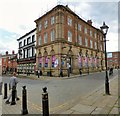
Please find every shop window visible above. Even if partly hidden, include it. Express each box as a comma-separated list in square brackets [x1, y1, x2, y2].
[52, 55, 55, 67]
[39, 57, 42, 67]
[44, 56, 48, 67]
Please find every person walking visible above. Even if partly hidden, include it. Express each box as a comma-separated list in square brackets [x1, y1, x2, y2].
[67, 63, 70, 77]
[5, 72, 19, 104]
[38, 70, 40, 78]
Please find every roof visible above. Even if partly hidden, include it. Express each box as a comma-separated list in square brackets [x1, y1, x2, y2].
[34, 5, 102, 33]
[17, 28, 36, 41]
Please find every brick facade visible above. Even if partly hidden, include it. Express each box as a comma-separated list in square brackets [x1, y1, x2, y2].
[107, 51, 120, 69]
[35, 5, 105, 76]
[2, 51, 17, 74]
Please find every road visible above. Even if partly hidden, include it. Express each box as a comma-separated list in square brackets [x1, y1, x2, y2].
[2, 69, 118, 113]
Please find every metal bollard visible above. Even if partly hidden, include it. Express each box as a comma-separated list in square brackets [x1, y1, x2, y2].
[4, 83, 7, 99]
[42, 87, 49, 116]
[21, 86, 28, 115]
[0, 82, 3, 95]
[11, 86, 16, 105]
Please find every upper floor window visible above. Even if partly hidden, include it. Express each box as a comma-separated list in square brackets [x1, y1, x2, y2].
[44, 19, 48, 29]
[51, 16, 55, 25]
[38, 36, 42, 45]
[39, 22, 42, 31]
[68, 30, 72, 42]
[27, 37, 31, 44]
[94, 32, 97, 38]
[51, 29, 55, 41]
[32, 35, 35, 42]
[84, 27, 87, 34]
[95, 42, 97, 49]
[24, 40, 26, 46]
[78, 35, 82, 45]
[44, 32, 48, 44]
[90, 29, 92, 37]
[85, 37, 88, 47]
[68, 17, 72, 26]
[100, 35, 103, 40]
[78, 23, 82, 31]
[90, 40, 93, 48]
[19, 42, 22, 48]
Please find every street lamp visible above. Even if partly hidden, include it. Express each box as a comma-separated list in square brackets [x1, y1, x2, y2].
[100, 22, 110, 95]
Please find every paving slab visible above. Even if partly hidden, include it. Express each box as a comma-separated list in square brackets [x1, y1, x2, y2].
[109, 107, 119, 114]
[91, 107, 103, 114]
[71, 104, 96, 114]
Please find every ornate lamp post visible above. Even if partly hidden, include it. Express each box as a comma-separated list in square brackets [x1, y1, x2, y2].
[100, 22, 110, 95]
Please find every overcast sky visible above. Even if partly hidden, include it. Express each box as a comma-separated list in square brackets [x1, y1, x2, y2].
[0, 0, 119, 54]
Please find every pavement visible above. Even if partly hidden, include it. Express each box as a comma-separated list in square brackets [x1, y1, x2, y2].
[0, 72, 120, 115]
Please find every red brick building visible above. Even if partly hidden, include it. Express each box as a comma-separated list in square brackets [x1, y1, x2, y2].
[2, 51, 17, 74]
[35, 5, 105, 76]
[107, 51, 120, 69]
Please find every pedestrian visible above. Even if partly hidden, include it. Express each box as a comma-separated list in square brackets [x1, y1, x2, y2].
[5, 72, 19, 104]
[67, 63, 70, 77]
[59, 68, 63, 77]
[38, 70, 40, 78]
[79, 68, 82, 75]
[0, 76, 2, 95]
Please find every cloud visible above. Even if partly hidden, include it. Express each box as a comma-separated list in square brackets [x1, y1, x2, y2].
[0, 0, 118, 54]
[0, 29, 19, 54]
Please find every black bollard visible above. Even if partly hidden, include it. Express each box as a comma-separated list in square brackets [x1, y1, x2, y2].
[4, 83, 7, 99]
[0, 82, 3, 95]
[42, 87, 49, 116]
[21, 86, 28, 115]
[11, 86, 16, 105]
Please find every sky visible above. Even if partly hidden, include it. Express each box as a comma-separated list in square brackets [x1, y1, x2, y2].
[0, 0, 119, 55]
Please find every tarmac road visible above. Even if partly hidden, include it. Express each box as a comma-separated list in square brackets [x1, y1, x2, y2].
[2, 69, 118, 113]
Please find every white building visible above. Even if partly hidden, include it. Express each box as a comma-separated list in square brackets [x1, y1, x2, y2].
[17, 28, 36, 74]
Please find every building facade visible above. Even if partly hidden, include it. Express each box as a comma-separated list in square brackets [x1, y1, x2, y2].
[35, 5, 105, 76]
[2, 51, 17, 74]
[17, 28, 36, 74]
[107, 51, 120, 69]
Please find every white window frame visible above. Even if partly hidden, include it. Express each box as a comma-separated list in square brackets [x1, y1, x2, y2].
[19, 41, 22, 48]
[38, 36, 42, 45]
[78, 23, 81, 31]
[51, 16, 55, 25]
[68, 30, 72, 42]
[44, 19, 48, 29]
[68, 17, 72, 26]
[90, 40, 93, 48]
[84, 27, 87, 34]
[85, 37, 88, 47]
[90, 29, 92, 37]
[44, 32, 48, 44]
[95, 42, 97, 49]
[27, 37, 31, 44]
[51, 29, 55, 41]
[78, 35, 82, 45]
[39, 22, 42, 31]
[94, 32, 97, 38]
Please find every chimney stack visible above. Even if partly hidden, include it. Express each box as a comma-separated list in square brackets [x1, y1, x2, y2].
[87, 20, 92, 25]
[12, 50, 15, 54]
[6, 51, 8, 55]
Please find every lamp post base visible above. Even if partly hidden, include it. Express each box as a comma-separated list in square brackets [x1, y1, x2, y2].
[105, 82, 110, 95]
